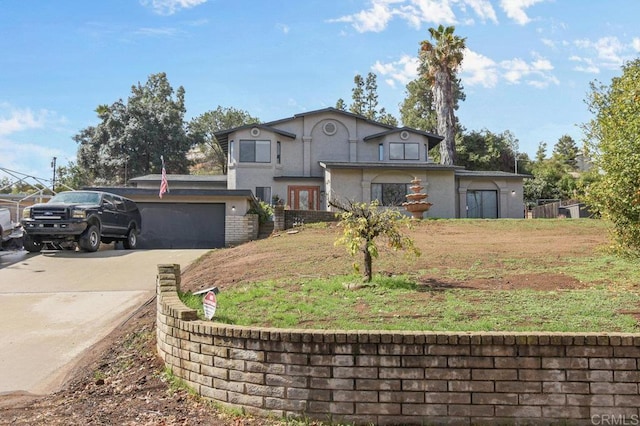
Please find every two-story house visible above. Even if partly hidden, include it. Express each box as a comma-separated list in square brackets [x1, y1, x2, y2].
[109, 107, 526, 249]
[215, 107, 526, 219]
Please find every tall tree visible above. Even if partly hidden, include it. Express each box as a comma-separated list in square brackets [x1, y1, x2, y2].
[335, 98, 347, 111]
[535, 141, 548, 163]
[364, 72, 379, 120]
[456, 129, 518, 172]
[419, 25, 466, 165]
[189, 106, 259, 174]
[55, 161, 91, 191]
[340, 72, 398, 126]
[583, 58, 640, 255]
[553, 134, 579, 170]
[400, 78, 438, 133]
[349, 74, 365, 116]
[523, 156, 574, 205]
[400, 74, 465, 134]
[75, 73, 195, 184]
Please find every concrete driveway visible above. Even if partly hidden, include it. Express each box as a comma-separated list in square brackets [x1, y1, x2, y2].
[0, 247, 208, 396]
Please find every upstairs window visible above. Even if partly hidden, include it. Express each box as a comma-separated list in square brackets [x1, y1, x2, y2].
[240, 140, 271, 163]
[389, 142, 419, 160]
[277, 141, 281, 164]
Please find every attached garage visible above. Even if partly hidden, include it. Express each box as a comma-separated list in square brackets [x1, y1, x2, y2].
[91, 181, 257, 249]
[135, 202, 225, 249]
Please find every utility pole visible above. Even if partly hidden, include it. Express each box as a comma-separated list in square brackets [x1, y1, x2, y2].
[51, 156, 57, 193]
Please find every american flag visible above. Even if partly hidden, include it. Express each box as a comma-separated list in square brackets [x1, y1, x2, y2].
[159, 158, 169, 198]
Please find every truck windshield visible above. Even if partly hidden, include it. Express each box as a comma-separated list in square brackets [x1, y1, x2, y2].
[49, 192, 102, 205]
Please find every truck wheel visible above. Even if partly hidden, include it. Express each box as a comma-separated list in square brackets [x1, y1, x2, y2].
[24, 234, 43, 253]
[79, 225, 100, 252]
[123, 228, 138, 250]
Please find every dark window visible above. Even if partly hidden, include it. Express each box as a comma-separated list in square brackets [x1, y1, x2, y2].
[371, 183, 410, 206]
[277, 141, 281, 164]
[124, 200, 137, 212]
[114, 196, 126, 212]
[239, 140, 270, 163]
[389, 142, 419, 160]
[102, 194, 116, 210]
[256, 187, 272, 204]
[466, 190, 498, 218]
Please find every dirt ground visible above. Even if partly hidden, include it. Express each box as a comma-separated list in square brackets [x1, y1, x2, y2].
[0, 220, 610, 425]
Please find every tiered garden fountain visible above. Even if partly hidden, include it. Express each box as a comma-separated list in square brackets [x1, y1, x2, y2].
[402, 177, 432, 219]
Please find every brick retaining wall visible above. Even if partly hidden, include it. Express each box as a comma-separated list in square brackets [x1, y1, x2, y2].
[157, 264, 640, 425]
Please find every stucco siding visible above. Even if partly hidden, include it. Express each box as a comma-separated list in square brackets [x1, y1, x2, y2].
[458, 177, 525, 219]
[280, 137, 304, 176]
[310, 118, 351, 176]
[326, 167, 457, 219]
[326, 168, 364, 205]
[419, 170, 457, 218]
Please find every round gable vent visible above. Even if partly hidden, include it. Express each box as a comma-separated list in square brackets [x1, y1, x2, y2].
[250, 127, 261, 137]
[323, 121, 337, 136]
[400, 130, 410, 140]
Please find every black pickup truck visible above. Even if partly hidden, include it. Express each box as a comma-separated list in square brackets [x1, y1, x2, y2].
[21, 190, 142, 253]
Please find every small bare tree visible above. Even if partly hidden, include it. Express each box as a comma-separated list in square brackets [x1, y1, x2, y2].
[330, 199, 421, 282]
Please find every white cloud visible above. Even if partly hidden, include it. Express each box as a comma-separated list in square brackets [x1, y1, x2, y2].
[330, 0, 398, 33]
[499, 53, 558, 87]
[140, 0, 208, 16]
[372, 48, 556, 90]
[460, 49, 499, 88]
[592, 36, 625, 64]
[499, 0, 545, 25]
[396, 0, 458, 28]
[0, 105, 72, 179]
[371, 55, 420, 87]
[460, 0, 498, 23]
[0, 106, 49, 136]
[501, 58, 530, 84]
[0, 139, 67, 180]
[541, 38, 555, 49]
[329, 0, 498, 33]
[573, 36, 633, 72]
[134, 27, 180, 37]
[276, 23, 290, 34]
[569, 56, 600, 74]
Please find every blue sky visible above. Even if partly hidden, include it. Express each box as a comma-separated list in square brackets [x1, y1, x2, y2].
[1, 0, 639, 182]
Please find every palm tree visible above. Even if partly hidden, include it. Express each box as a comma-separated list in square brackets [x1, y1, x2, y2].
[419, 25, 466, 165]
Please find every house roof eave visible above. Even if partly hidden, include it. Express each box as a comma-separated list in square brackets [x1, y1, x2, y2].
[264, 107, 397, 130]
[214, 124, 296, 154]
[319, 161, 462, 171]
[363, 127, 444, 150]
[454, 170, 532, 179]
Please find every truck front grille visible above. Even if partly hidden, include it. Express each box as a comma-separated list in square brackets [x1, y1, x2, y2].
[31, 207, 68, 220]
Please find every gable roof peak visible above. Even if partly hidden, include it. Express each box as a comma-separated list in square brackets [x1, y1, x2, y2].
[265, 107, 396, 129]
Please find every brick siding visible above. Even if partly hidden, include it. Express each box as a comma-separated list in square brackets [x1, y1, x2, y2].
[157, 264, 640, 425]
[225, 214, 258, 246]
[283, 210, 338, 229]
